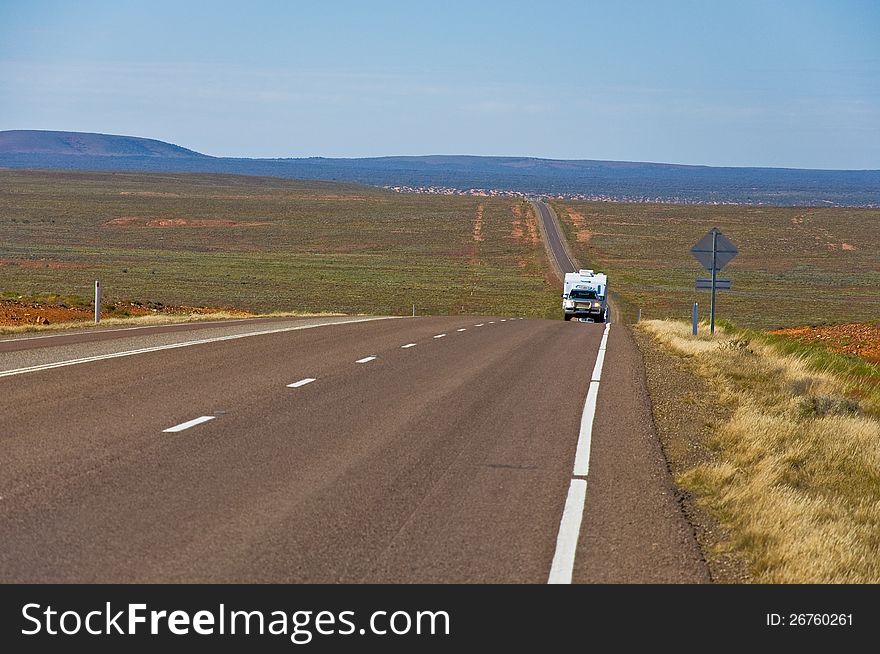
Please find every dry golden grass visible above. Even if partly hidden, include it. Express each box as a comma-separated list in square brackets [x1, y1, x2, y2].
[640, 318, 880, 582]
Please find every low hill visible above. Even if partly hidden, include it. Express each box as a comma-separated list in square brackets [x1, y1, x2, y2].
[1, 130, 878, 206]
[0, 130, 208, 158]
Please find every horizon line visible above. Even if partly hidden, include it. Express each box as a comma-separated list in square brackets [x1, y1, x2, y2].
[2, 128, 879, 173]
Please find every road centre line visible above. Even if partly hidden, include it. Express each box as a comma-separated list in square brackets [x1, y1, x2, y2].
[355, 356, 377, 363]
[401, 343, 417, 349]
[433, 334, 447, 338]
[162, 415, 215, 433]
[549, 323, 611, 584]
[0, 317, 394, 379]
[287, 378, 316, 388]
[457, 328, 467, 332]
[474, 324, 484, 327]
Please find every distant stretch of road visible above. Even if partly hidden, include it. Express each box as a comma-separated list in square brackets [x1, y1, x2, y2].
[0, 314, 706, 583]
[532, 200, 577, 276]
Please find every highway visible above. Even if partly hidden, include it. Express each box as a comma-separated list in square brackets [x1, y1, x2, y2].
[0, 200, 706, 584]
[532, 200, 578, 275]
[0, 310, 705, 583]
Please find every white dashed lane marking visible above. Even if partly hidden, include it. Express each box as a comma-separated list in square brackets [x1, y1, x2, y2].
[287, 378, 316, 388]
[162, 416, 216, 433]
[355, 356, 377, 364]
[0, 317, 394, 379]
[401, 343, 417, 349]
[434, 334, 447, 339]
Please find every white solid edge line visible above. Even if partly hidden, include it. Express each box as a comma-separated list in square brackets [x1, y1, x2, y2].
[287, 378, 316, 388]
[0, 316, 258, 344]
[573, 381, 601, 476]
[549, 324, 611, 584]
[401, 343, 417, 349]
[0, 317, 394, 379]
[355, 356, 377, 363]
[433, 333, 446, 338]
[591, 349, 606, 382]
[163, 415, 215, 433]
[548, 479, 588, 584]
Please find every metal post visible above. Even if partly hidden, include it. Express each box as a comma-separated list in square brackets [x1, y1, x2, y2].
[412, 304, 415, 317]
[710, 230, 718, 335]
[692, 302, 699, 336]
[94, 280, 101, 324]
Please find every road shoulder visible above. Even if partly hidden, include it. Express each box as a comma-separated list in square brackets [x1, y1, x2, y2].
[633, 327, 751, 583]
[574, 324, 710, 583]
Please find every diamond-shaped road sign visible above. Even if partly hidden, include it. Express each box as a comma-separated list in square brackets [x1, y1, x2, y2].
[691, 228, 738, 271]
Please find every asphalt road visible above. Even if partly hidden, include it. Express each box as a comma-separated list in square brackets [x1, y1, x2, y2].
[0, 315, 706, 583]
[532, 200, 578, 275]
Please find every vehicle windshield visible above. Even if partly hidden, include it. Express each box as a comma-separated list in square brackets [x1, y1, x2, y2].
[569, 289, 597, 300]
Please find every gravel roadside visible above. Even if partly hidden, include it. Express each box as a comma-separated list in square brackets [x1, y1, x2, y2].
[633, 327, 751, 583]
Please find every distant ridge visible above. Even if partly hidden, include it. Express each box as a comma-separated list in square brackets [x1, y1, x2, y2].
[0, 130, 209, 158]
[1, 130, 878, 207]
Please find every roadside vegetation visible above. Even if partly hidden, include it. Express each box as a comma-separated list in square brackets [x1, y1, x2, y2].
[639, 318, 880, 583]
[0, 170, 559, 322]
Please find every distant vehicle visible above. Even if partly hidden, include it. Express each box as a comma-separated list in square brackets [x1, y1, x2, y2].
[562, 269, 608, 322]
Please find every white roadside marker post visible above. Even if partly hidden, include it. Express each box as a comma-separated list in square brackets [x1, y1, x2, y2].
[692, 302, 699, 336]
[94, 280, 101, 324]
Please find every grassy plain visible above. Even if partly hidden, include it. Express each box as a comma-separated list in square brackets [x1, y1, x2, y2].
[0, 170, 559, 318]
[551, 201, 880, 329]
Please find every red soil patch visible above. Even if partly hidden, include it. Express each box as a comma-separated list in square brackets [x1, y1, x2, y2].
[771, 322, 880, 364]
[105, 217, 271, 227]
[0, 298, 250, 327]
[522, 204, 539, 244]
[565, 207, 593, 243]
[472, 204, 484, 242]
[510, 204, 523, 239]
[511, 203, 539, 244]
[469, 204, 484, 265]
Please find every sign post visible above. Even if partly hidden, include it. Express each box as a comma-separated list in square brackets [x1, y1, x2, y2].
[691, 228, 737, 335]
[94, 280, 101, 324]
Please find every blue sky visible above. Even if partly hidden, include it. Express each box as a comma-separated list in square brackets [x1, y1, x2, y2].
[1, 0, 878, 168]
